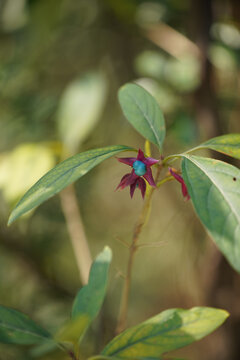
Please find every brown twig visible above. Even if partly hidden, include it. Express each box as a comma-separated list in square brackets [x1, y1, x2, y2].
[68, 350, 78, 360]
[144, 22, 201, 60]
[59, 184, 92, 285]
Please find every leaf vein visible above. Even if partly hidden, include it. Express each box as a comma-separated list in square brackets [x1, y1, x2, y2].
[128, 94, 161, 148]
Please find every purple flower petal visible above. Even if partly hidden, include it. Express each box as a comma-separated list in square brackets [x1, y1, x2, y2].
[137, 149, 145, 162]
[181, 183, 190, 201]
[144, 157, 159, 167]
[169, 168, 190, 201]
[130, 181, 137, 198]
[116, 148, 159, 198]
[116, 173, 132, 190]
[117, 157, 137, 166]
[125, 169, 138, 186]
[137, 177, 146, 198]
[136, 148, 158, 167]
[143, 167, 156, 187]
[169, 168, 183, 183]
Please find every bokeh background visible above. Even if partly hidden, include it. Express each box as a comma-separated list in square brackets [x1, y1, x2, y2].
[0, 0, 240, 359]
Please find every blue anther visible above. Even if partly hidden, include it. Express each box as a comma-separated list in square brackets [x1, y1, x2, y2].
[133, 160, 146, 176]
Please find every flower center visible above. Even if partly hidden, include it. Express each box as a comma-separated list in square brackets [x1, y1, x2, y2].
[133, 160, 146, 176]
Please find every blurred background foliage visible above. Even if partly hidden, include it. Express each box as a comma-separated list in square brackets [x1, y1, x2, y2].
[0, 0, 240, 359]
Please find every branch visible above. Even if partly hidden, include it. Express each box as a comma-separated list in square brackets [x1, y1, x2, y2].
[59, 184, 92, 285]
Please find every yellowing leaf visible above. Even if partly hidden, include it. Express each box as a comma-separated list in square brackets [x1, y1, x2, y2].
[55, 314, 89, 344]
[101, 307, 228, 358]
[194, 133, 240, 160]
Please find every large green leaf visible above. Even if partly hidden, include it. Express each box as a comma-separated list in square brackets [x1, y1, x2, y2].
[182, 155, 240, 272]
[118, 83, 165, 151]
[56, 247, 112, 344]
[101, 307, 228, 358]
[190, 134, 240, 160]
[0, 305, 52, 345]
[8, 145, 132, 224]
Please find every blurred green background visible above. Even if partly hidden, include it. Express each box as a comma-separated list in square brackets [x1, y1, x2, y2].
[0, 0, 240, 359]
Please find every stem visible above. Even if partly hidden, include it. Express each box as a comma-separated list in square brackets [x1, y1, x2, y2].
[162, 154, 181, 165]
[59, 184, 92, 285]
[157, 176, 174, 187]
[116, 165, 162, 334]
[137, 240, 166, 249]
[56, 343, 77, 360]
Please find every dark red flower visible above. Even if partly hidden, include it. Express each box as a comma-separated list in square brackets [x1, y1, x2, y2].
[116, 149, 159, 198]
[169, 168, 190, 201]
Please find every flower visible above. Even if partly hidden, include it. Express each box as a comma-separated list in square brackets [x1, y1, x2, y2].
[116, 149, 159, 198]
[169, 168, 190, 201]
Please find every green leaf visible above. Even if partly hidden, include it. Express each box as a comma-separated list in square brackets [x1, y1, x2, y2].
[30, 341, 59, 357]
[57, 72, 108, 154]
[191, 134, 240, 160]
[55, 314, 89, 344]
[8, 145, 132, 225]
[72, 246, 112, 319]
[0, 305, 52, 345]
[182, 155, 240, 272]
[56, 247, 112, 344]
[118, 83, 165, 151]
[101, 307, 228, 358]
[89, 357, 121, 360]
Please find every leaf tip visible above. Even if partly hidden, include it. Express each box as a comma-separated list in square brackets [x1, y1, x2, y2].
[97, 246, 112, 264]
[7, 213, 14, 226]
[221, 309, 230, 320]
[103, 246, 112, 259]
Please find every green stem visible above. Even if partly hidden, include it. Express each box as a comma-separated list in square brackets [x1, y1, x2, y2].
[162, 154, 181, 165]
[182, 145, 205, 154]
[163, 146, 206, 165]
[116, 165, 162, 334]
[157, 176, 174, 187]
